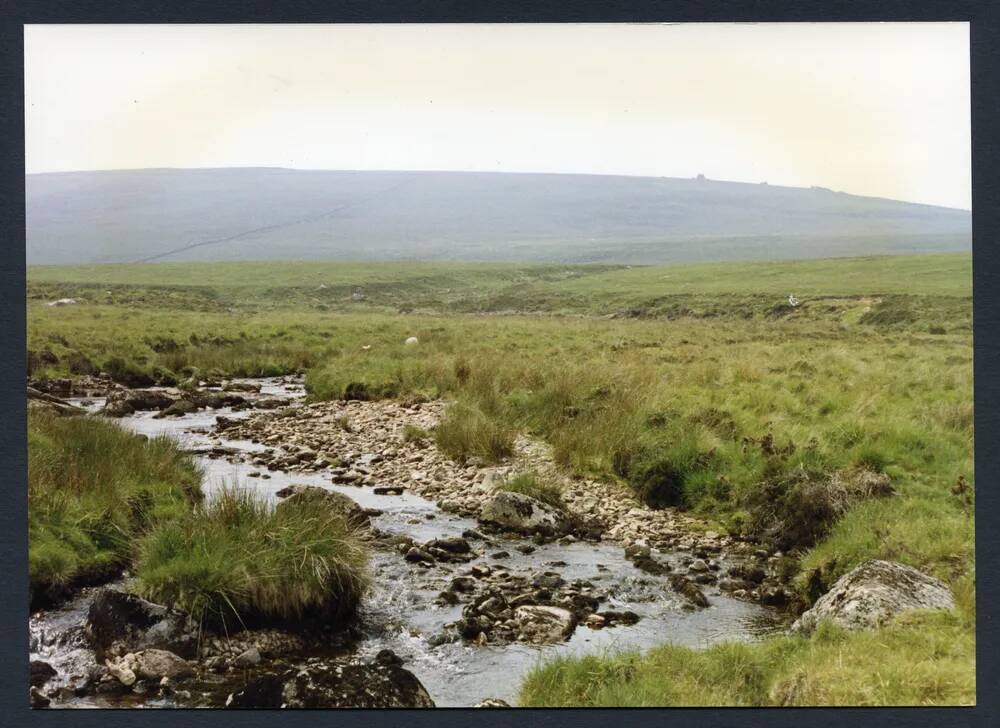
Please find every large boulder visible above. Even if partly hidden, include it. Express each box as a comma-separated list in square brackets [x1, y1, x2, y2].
[792, 560, 955, 634]
[274, 484, 370, 529]
[225, 662, 435, 708]
[513, 605, 576, 644]
[85, 589, 197, 660]
[479, 491, 571, 537]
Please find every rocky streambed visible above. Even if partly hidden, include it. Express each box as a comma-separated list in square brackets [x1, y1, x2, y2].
[29, 377, 794, 708]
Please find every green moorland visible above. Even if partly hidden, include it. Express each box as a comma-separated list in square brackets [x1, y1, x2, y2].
[27, 252, 974, 704]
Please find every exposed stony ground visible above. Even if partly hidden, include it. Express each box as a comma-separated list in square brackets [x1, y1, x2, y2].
[215, 396, 798, 613]
[219, 398, 744, 554]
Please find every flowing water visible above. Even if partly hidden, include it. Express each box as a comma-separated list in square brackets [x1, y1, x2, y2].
[30, 378, 790, 707]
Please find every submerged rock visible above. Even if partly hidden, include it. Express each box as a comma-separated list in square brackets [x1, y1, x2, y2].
[670, 575, 710, 608]
[479, 491, 571, 537]
[225, 661, 435, 708]
[792, 560, 955, 634]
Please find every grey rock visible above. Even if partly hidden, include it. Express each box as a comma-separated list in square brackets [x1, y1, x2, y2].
[792, 560, 955, 634]
[225, 662, 435, 708]
[479, 491, 570, 537]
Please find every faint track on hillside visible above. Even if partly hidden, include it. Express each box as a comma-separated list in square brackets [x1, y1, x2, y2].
[132, 178, 416, 263]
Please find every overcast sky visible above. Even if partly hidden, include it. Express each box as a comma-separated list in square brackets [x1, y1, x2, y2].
[24, 23, 970, 209]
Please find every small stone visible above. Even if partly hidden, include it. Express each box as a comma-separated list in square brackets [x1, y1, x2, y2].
[689, 559, 710, 573]
[624, 542, 651, 559]
[375, 649, 404, 667]
[450, 576, 477, 593]
[233, 647, 262, 668]
[475, 698, 511, 707]
[405, 547, 434, 564]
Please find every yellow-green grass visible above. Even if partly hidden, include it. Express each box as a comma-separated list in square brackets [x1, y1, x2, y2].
[499, 471, 565, 509]
[518, 609, 974, 707]
[133, 486, 370, 629]
[28, 411, 201, 606]
[28, 291, 973, 592]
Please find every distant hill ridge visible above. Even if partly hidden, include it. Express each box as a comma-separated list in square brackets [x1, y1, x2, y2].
[26, 168, 971, 265]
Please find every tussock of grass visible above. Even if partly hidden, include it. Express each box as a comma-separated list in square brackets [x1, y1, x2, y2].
[519, 610, 974, 707]
[434, 402, 515, 464]
[134, 486, 369, 629]
[28, 412, 201, 605]
[500, 471, 564, 509]
[401, 424, 431, 443]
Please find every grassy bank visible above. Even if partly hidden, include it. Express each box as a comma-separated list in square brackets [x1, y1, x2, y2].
[134, 487, 369, 628]
[28, 412, 201, 605]
[519, 609, 974, 706]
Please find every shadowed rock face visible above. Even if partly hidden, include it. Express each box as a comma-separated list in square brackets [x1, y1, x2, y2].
[225, 661, 436, 708]
[792, 560, 955, 634]
[85, 589, 198, 660]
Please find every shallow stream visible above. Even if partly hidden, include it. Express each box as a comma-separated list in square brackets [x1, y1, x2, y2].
[30, 378, 790, 707]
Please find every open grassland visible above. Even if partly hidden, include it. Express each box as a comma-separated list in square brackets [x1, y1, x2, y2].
[27, 254, 974, 702]
[28, 252, 970, 313]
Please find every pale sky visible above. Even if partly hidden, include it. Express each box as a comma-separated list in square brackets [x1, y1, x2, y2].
[24, 23, 971, 209]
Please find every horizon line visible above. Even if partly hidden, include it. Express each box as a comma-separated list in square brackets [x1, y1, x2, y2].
[24, 165, 973, 213]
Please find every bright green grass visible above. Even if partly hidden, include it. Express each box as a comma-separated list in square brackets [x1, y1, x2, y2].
[134, 486, 369, 628]
[519, 610, 974, 707]
[28, 411, 201, 605]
